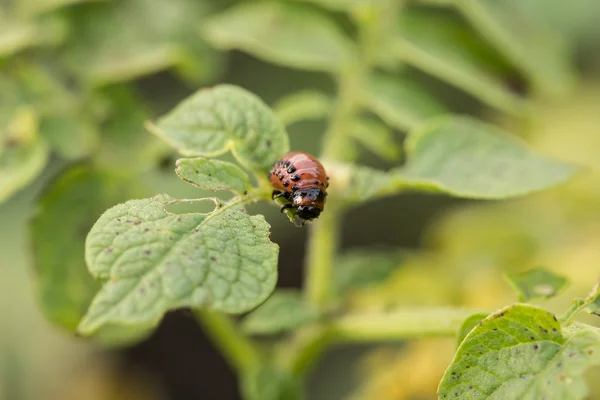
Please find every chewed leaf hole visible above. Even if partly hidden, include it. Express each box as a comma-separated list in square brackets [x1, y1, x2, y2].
[163, 198, 223, 215]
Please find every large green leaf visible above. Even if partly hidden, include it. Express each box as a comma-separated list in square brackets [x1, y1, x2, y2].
[78, 194, 279, 335]
[363, 73, 447, 131]
[455, 0, 575, 96]
[0, 108, 48, 204]
[175, 157, 251, 195]
[393, 9, 527, 116]
[30, 166, 142, 333]
[397, 117, 579, 199]
[147, 84, 289, 174]
[273, 90, 332, 126]
[334, 248, 406, 296]
[202, 2, 355, 72]
[241, 289, 320, 335]
[61, 0, 220, 86]
[438, 304, 600, 400]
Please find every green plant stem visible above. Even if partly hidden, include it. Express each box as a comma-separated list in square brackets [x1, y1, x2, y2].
[559, 281, 600, 325]
[280, 307, 485, 376]
[195, 310, 261, 373]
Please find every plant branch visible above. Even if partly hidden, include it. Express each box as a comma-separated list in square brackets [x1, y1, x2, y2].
[194, 310, 261, 374]
[559, 281, 600, 325]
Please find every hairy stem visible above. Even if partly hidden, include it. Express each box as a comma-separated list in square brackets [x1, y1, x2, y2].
[195, 310, 261, 373]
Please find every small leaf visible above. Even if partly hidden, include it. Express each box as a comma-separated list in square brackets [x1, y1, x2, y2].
[505, 267, 569, 302]
[175, 157, 251, 195]
[0, 107, 49, 204]
[363, 73, 447, 131]
[40, 114, 99, 160]
[438, 304, 600, 400]
[147, 84, 289, 174]
[456, 312, 488, 347]
[241, 364, 303, 400]
[350, 118, 402, 162]
[393, 9, 527, 116]
[397, 116, 579, 199]
[78, 195, 278, 335]
[273, 90, 332, 126]
[334, 248, 405, 296]
[202, 2, 355, 72]
[585, 284, 600, 318]
[241, 289, 320, 335]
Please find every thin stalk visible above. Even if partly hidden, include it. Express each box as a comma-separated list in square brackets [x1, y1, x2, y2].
[195, 310, 261, 373]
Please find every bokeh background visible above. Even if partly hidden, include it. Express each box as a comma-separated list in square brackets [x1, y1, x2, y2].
[2, 0, 600, 399]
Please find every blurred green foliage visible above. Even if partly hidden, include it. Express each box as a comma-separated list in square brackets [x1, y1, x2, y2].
[2, 0, 600, 399]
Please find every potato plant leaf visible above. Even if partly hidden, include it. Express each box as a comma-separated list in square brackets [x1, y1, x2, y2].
[393, 9, 527, 116]
[363, 73, 447, 131]
[585, 284, 600, 317]
[0, 108, 48, 204]
[201, 2, 355, 72]
[456, 312, 489, 347]
[438, 304, 600, 400]
[147, 84, 289, 174]
[398, 116, 579, 199]
[175, 157, 251, 195]
[78, 194, 278, 335]
[241, 289, 319, 335]
[273, 90, 332, 126]
[505, 268, 569, 302]
[334, 248, 406, 296]
[350, 117, 402, 162]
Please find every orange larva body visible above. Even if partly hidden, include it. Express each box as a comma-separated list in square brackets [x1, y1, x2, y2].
[269, 152, 329, 221]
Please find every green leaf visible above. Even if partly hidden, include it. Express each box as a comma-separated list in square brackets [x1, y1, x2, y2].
[350, 117, 401, 162]
[241, 290, 320, 335]
[585, 284, 600, 318]
[393, 10, 528, 116]
[93, 86, 169, 173]
[78, 194, 278, 335]
[175, 157, 251, 195]
[363, 73, 447, 132]
[241, 364, 303, 400]
[273, 90, 332, 126]
[334, 248, 405, 296]
[455, 0, 575, 96]
[61, 0, 220, 87]
[0, 108, 49, 204]
[505, 268, 569, 302]
[40, 114, 99, 160]
[397, 116, 579, 199]
[438, 304, 600, 400]
[456, 312, 488, 347]
[201, 2, 355, 73]
[147, 84, 289, 174]
[298, 0, 377, 12]
[29, 166, 150, 340]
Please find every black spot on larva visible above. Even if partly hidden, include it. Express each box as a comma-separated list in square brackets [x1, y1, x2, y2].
[278, 174, 284, 180]
[283, 180, 290, 187]
[105, 248, 113, 254]
[266, 140, 271, 147]
[534, 344, 539, 350]
[278, 160, 284, 166]
[292, 184, 298, 191]
[291, 174, 300, 181]
[210, 256, 217, 261]
[285, 161, 291, 167]
[288, 165, 296, 173]
[143, 250, 152, 255]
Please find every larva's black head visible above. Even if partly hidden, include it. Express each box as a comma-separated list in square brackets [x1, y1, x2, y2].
[296, 205, 321, 220]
